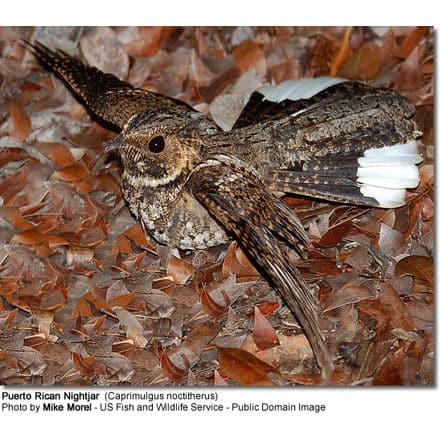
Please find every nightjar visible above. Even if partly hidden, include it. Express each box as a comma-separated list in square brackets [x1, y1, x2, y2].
[24, 40, 422, 376]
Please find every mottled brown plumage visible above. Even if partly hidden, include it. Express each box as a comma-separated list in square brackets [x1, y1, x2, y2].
[24, 40, 422, 376]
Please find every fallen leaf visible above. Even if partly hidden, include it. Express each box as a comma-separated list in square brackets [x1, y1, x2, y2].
[144, 291, 175, 318]
[286, 373, 322, 386]
[307, 34, 337, 76]
[396, 26, 428, 59]
[201, 287, 229, 317]
[37, 142, 77, 167]
[0, 206, 35, 230]
[112, 223, 156, 255]
[126, 327, 149, 348]
[217, 346, 276, 386]
[269, 59, 302, 83]
[395, 256, 433, 293]
[80, 26, 129, 80]
[322, 280, 376, 312]
[53, 163, 89, 182]
[232, 40, 266, 75]
[214, 369, 228, 386]
[316, 220, 353, 248]
[252, 306, 280, 350]
[339, 42, 381, 80]
[378, 283, 416, 331]
[308, 256, 342, 277]
[241, 332, 313, 374]
[113, 307, 144, 332]
[357, 299, 390, 339]
[255, 301, 279, 316]
[9, 101, 32, 142]
[167, 255, 197, 285]
[181, 321, 221, 364]
[124, 27, 164, 57]
[72, 352, 95, 376]
[395, 47, 422, 91]
[372, 345, 406, 385]
[405, 303, 434, 330]
[160, 351, 189, 381]
[223, 241, 259, 278]
[378, 223, 403, 257]
[330, 27, 353, 76]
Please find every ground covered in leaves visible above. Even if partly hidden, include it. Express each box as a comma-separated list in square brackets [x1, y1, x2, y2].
[0, 26, 434, 386]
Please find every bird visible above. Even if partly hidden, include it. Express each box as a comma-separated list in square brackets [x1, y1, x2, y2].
[23, 40, 422, 377]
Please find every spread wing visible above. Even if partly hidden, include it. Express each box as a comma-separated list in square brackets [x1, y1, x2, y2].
[23, 40, 194, 130]
[233, 77, 349, 128]
[188, 160, 334, 375]
[226, 78, 423, 208]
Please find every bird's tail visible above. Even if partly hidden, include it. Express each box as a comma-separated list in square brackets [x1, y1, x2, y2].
[268, 140, 423, 208]
[235, 77, 424, 208]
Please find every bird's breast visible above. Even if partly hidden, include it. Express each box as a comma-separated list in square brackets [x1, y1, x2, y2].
[121, 171, 228, 250]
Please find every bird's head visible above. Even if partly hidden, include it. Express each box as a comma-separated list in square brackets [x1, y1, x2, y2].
[104, 108, 213, 188]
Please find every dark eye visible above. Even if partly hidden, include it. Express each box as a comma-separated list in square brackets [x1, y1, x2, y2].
[148, 136, 165, 153]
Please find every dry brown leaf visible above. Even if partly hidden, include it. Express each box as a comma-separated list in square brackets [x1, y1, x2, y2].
[53, 163, 89, 182]
[0, 206, 35, 230]
[72, 352, 95, 376]
[395, 256, 433, 293]
[200, 287, 229, 317]
[167, 255, 197, 285]
[252, 306, 280, 350]
[378, 223, 404, 257]
[9, 101, 32, 142]
[405, 303, 434, 331]
[112, 223, 156, 255]
[322, 280, 376, 312]
[396, 27, 429, 59]
[316, 220, 353, 248]
[241, 332, 313, 374]
[269, 59, 302, 83]
[223, 241, 259, 279]
[308, 255, 342, 277]
[214, 369, 228, 386]
[160, 351, 189, 381]
[124, 27, 164, 57]
[126, 327, 149, 348]
[232, 40, 266, 75]
[113, 307, 143, 332]
[106, 282, 135, 308]
[414, 196, 434, 222]
[395, 47, 422, 91]
[255, 301, 279, 316]
[357, 299, 391, 340]
[372, 344, 408, 385]
[37, 143, 77, 167]
[339, 42, 382, 80]
[80, 27, 129, 80]
[307, 34, 337, 76]
[217, 346, 276, 386]
[379, 283, 416, 331]
[181, 321, 221, 364]
[330, 27, 353, 76]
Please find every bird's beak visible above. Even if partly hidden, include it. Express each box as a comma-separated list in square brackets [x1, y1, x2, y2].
[103, 137, 121, 153]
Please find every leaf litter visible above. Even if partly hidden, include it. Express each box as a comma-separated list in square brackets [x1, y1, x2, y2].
[0, 26, 433, 386]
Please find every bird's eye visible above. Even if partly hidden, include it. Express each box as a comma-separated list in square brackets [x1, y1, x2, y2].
[147, 136, 166, 153]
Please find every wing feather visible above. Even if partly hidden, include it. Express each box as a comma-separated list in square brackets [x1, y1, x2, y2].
[188, 161, 334, 375]
[23, 40, 193, 130]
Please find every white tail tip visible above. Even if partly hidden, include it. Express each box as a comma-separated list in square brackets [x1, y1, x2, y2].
[358, 141, 423, 208]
